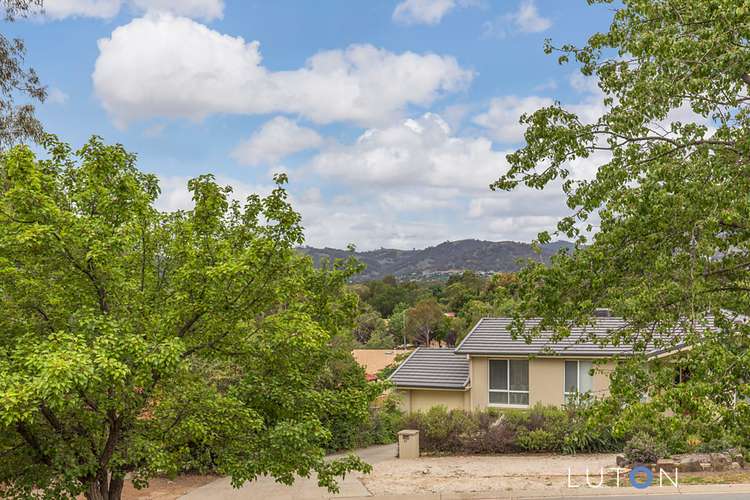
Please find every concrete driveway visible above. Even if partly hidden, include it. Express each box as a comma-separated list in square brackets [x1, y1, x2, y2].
[179, 444, 397, 500]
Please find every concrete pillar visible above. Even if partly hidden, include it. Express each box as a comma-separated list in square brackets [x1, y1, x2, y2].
[397, 429, 420, 459]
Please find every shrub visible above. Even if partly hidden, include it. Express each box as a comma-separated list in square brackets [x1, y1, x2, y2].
[400, 403, 618, 455]
[517, 429, 558, 452]
[624, 433, 667, 464]
[402, 405, 475, 453]
[463, 412, 517, 453]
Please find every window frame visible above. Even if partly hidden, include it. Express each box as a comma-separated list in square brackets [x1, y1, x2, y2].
[564, 360, 593, 402]
[487, 358, 529, 408]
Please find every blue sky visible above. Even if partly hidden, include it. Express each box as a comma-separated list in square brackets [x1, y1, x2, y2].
[9, 0, 613, 249]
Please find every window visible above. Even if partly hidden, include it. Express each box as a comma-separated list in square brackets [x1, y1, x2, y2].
[564, 360, 593, 402]
[489, 359, 529, 406]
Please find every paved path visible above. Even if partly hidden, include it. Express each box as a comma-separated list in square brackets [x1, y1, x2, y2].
[179, 444, 396, 500]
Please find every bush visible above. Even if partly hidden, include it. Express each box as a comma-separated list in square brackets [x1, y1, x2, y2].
[517, 429, 558, 452]
[402, 405, 476, 453]
[400, 403, 619, 455]
[624, 432, 667, 464]
[343, 393, 404, 449]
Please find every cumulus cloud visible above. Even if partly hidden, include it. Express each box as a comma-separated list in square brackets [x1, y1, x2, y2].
[514, 0, 551, 33]
[155, 175, 274, 212]
[472, 95, 554, 143]
[392, 0, 457, 25]
[231, 117, 323, 166]
[309, 113, 503, 190]
[482, 0, 551, 38]
[92, 14, 473, 128]
[43, 0, 223, 20]
[297, 112, 576, 247]
[44, 0, 120, 19]
[130, 0, 223, 20]
[155, 110, 577, 249]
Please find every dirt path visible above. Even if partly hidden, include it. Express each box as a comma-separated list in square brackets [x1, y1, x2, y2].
[121, 475, 217, 500]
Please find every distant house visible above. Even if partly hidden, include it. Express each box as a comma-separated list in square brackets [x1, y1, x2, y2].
[389, 310, 715, 413]
[352, 349, 411, 380]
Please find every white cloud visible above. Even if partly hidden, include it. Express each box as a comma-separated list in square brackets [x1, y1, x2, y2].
[47, 87, 69, 104]
[130, 0, 223, 20]
[231, 117, 323, 166]
[43, 0, 223, 20]
[392, 0, 457, 25]
[308, 113, 503, 190]
[482, 0, 551, 38]
[297, 112, 574, 247]
[155, 175, 274, 212]
[472, 95, 554, 143]
[514, 0, 551, 33]
[92, 14, 473, 128]
[155, 111, 576, 250]
[44, 0, 121, 19]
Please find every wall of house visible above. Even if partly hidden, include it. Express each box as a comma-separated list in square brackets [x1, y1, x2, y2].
[469, 356, 489, 409]
[396, 389, 469, 413]
[592, 360, 616, 398]
[529, 358, 565, 406]
[467, 356, 615, 410]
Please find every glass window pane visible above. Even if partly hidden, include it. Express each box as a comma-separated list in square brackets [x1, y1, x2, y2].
[509, 360, 529, 391]
[489, 360, 508, 390]
[509, 392, 529, 405]
[565, 361, 578, 393]
[489, 391, 509, 404]
[579, 361, 593, 393]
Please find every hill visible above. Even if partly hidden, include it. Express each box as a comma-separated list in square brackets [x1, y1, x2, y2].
[299, 239, 575, 281]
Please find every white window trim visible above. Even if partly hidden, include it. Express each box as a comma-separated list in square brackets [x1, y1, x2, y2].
[488, 359, 529, 408]
[564, 360, 592, 401]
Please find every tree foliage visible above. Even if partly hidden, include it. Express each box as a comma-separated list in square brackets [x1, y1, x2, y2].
[0, 0, 46, 148]
[0, 137, 373, 499]
[496, 0, 750, 440]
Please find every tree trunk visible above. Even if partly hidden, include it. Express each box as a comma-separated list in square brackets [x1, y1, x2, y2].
[85, 473, 124, 500]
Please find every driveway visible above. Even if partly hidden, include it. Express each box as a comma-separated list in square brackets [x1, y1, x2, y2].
[178, 447, 750, 500]
[179, 443, 397, 500]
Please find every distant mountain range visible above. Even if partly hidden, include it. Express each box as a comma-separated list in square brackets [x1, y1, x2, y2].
[299, 239, 575, 282]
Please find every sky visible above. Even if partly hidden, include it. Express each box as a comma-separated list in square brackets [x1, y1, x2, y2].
[7, 0, 615, 250]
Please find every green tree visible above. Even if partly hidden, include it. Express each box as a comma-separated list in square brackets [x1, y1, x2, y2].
[0, 0, 47, 148]
[0, 137, 371, 500]
[352, 304, 387, 345]
[404, 298, 445, 346]
[495, 0, 750, 440]
[386, 302, 409, 347]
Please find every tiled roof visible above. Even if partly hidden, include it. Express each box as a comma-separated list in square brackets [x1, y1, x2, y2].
[454, 316, 716, 357]
[388, 348, 469, 389]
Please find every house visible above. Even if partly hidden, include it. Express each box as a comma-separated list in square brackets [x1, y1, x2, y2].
[351, 348, 411, 380]
[389, 311, 714, 413]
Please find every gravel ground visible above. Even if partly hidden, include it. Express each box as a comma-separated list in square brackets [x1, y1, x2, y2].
[361, 453, 619, 495]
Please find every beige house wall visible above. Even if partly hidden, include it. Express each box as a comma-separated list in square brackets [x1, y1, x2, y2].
[529, 358, 565, 406]
[396, 357, 617, 414]
[465, 356, 615, 411]
[469, 357, 489, 410]
[395, 389, 412, 413]
[592, 360, 616, 398]
[396, 388, 469, 413]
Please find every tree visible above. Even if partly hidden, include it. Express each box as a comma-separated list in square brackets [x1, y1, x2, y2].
[404, 299, 445, 346]
[0, 0, 47, 148]
[351, 304, 387, 345]
[495, 0, 750, 440]
[0, 137, 372, 500]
